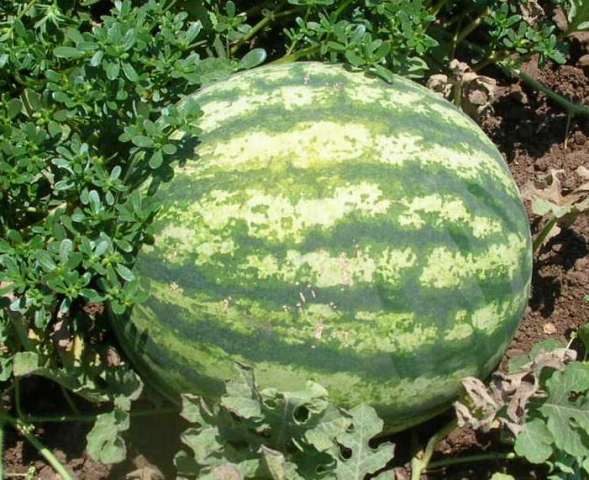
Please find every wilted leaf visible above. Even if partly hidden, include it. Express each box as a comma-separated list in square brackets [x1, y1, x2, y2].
[305, 406, 352, 453]
[456, 347, 577, 434]
[181, 426, 224, 464]
[455, 376, 501, 432]
[180, 394, 210, 424]
[523, 168, 589, 250]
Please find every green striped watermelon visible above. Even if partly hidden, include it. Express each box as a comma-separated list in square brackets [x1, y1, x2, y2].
[117, 62, 533, 431]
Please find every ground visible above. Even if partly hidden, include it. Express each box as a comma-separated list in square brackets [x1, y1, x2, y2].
[2, 44, 589, 480]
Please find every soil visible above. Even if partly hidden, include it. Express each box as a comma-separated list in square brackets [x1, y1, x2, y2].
[3, 42, 589, 480]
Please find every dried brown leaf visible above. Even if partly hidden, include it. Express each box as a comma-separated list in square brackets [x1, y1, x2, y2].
[426, 74, 452, 97]
[455, 348, 576, 435]
[125, 466, 165, 480]
[83, 302, 105, 317]
[105, 346, 122, 367]
[454, 377, 500, 432]
[427, 60, 497, 121]
[520, 0, 545, 25]
[523, 167, 589, 249]
[51, 320, 73, 351]
[523, 169, 565, 210]
[524, 168, 589, 214]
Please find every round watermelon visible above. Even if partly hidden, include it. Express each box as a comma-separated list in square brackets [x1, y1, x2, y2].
[117, 62, 533, 431]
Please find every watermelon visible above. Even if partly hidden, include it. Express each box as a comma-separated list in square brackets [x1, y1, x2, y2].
[117, 62, 533, 431]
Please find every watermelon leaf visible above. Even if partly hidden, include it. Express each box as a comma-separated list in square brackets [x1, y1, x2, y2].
[514, 418, 554, 464]
[259, 446, 304, 480]
[175, 364, 396, 479]
[86, 409, 129, 464]
[539, 363, 589, 459]
[333, 404, 394, 480]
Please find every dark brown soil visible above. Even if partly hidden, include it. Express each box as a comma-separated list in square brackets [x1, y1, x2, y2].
[3, 52, 589, 480]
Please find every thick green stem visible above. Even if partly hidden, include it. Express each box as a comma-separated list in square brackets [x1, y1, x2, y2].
[410, 419, 458, 480]
[0, 412, 73, 480]
[271, 45, 321, 64]
[333, 0, 355, 18]
[23, 406, 179, 424]
[462, 40, 589, 119]
[430, 0, 450, 17]
[533, 217, 559, 253]
[518, 71, 589, 118]
[427, 451, 517, 470]
[230, 2, 297, 55]
[60, 386, 81, 416]
[456, 7, 490, 45]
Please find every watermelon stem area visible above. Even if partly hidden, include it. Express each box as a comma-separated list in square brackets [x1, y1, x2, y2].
[410, 419, 458, 480]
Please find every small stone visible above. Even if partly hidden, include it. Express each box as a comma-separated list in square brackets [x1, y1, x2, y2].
[38, 465, 58, 480]
[106, 346, 122, 367]
[573, 131, 587, 145]
[552, 243, 563, 253]
[579, 54, 589, 67]
[571, 31, 589, 51]
[534, 158, 548, 171]
[552, 7, 568, 31]
[543, 322, 557, 335]
[507, 348, 525, 358]
[575, 257, 589, 270]
[569, 271, 589, 285]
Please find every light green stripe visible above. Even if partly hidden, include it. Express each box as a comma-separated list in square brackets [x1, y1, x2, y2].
[419, 232, 529, 289]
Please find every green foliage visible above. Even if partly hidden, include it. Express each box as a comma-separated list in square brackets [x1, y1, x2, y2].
[490, 474, 515, 480]
[174, 363, 394, 480]
[483, 2, 566, 64]
[0, 0, 239, 464]
[565, 0, 589, 32]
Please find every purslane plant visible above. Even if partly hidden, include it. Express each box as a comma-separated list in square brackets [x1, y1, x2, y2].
[0, 0, 255, 469]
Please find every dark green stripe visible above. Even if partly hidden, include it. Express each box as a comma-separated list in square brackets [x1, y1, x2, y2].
[137, 249, 529, 326]
[130, 291, 525, 385]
